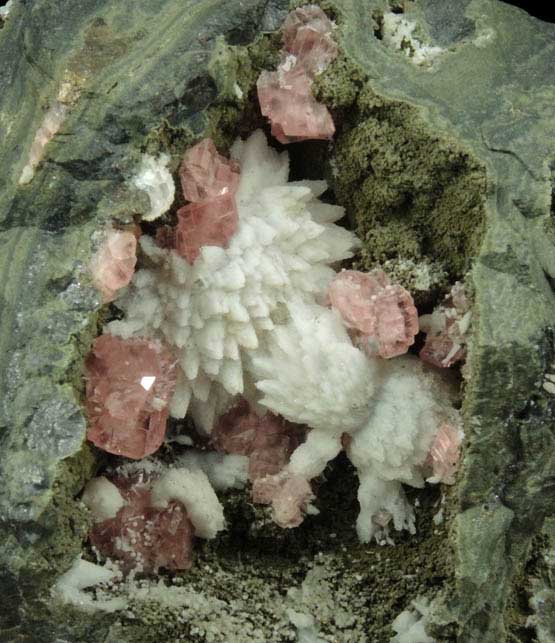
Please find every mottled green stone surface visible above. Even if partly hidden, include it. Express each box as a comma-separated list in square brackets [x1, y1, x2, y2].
[1, 1, 554, 642]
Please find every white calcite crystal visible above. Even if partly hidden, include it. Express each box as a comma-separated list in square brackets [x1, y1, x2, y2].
[176, 450, 249, 491]
[110, 130, 358, 432]
[132, 153, 175, 221]
[81, 476, 126, 522]
[151, 467, 226, 539]
[0, 0, 14, 20]
[52, 557, 125, 613]
[390, 597, 436, 643]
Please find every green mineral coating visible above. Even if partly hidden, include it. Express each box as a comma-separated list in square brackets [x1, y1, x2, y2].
[2, 1, 555, 642]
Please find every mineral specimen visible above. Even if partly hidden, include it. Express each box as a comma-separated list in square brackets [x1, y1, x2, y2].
[419, 282, 471, 368]
[252, 471, 314, 528]
[84, 335, 177, 459]
[257, 5, 337, 143]
[176, 139, 241, 264]
[89, 227, 137, 303]
[327, 269, 419, 359]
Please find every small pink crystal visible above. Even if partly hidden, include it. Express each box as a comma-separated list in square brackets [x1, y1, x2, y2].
[256, 6, 337, 144]
[90, 473, 194, 574]
[85, 334, 177, 459]
[327, 269, 419, 359]
[425, 423, 462, 485]
[90, 228, 137, 303]
[252, 472, 314, 528]
[179, 138, 240, 203]
[175, 194, 238, 265]
[257, 68, 335, 144]
[211, 399, 304, 481]
[282, 5, 338, 75]
[419, 282, 471, 368]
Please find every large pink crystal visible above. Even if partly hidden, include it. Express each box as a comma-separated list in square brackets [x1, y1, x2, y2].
[90, 472, 194, 574]
[85, 334, 177, 459]
[425, 423, 462, 485]
[419, 282, 471, 368]
[251, 472, 314, 528]
[256, 5, 337, 144]
[327, 269, 419, 359]
[179, 138, 240, 203]
[175, 139, 240, 265]
[211, 399, 304, 481]
[257, 67, 335, 144]
[176, 194, 238, 265]
[89, 228, 137, 303]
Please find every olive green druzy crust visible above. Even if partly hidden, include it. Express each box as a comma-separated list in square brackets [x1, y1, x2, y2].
[1, 1, 555, 642]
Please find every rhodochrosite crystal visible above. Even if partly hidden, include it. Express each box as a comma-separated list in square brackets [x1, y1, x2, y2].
[419, 282, 471, 368]
[179, 138, 240, 202]
[176, 139, 240, 264]
[90, 228, 137, 303]
[257, 5, 337, 143]
[211, 399, 304, 481]
[252, 471, 314, 528]
[85, 335, 177, 459]
[257, 67, 335, 144]
[327, 270, 419, 359]
[89, 473, 194, 574]
[425, 423, 462, 484]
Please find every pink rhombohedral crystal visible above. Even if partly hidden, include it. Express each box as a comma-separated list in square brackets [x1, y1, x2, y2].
[85, 334, 177, 459]
[89, 227, 137, 303]
[89, 471, 194, 574]
[257, 5, 338, 144]
[211, 399, 305, 482]
[251, 471, 314, 528]
[425, 423, 463, 485]
[176, 138, 241, 264]
[327, 269, 419, 359]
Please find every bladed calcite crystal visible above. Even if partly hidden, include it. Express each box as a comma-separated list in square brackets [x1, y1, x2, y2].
[89, 472, 194, 574]
[419, 282, 471, 368]
[425, 422, 463, 485]
[211, 399, 305, 481]
[175, 139, 240, 264]
[326, 269, 418, 359]
[257, 5, 337, 143]
[84, 335, 177, 459]
[89, 228, 137, 303]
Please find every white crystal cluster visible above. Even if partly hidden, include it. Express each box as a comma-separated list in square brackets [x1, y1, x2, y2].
[131, 153, 175, 221]
[381, 11, 443, 67]
[110, 130, 356, 431]
[109, 130, 460, 541]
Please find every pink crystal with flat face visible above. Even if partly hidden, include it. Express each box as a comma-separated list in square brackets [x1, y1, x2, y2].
[179, 138, 240, 203]
[327, 269, 419, 359]
[175, 139, 241, 265]
[85, 334, 177, 459]
[425, 423, 462, 485]
[282, 5, 338, 75]
[251, 471, 314, 528]
[257, 68, 335, 144]
[256, 5, 337, 144]
[176, 194, 238, 265]
[89, 472, 194, 574]
[90, 228, 137, 303]
[211, 399, 304, 481]
[419, 282, 471, 368]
